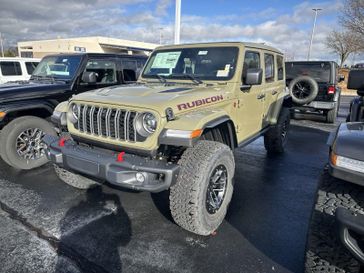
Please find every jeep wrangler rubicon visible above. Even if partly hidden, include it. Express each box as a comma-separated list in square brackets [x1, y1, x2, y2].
[44, 42, 291, 235]
[0, 53, 146, 170]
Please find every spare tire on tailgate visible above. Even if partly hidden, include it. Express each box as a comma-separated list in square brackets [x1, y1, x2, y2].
[288, 76, 319, 105]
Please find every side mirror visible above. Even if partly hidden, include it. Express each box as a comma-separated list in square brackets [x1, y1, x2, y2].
[82, 71, 97, 84]
[347, 70, 364, 90]
[244, 68, 263, 86]
[338, 75, 345, 82]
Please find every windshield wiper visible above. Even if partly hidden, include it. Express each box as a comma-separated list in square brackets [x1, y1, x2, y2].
[155, 74, 167, 83]
[172, 74, 203, 84]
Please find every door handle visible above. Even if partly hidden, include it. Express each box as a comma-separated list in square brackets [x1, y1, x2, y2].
[272, 90, 278, 95]
[257, 94, 266, 100]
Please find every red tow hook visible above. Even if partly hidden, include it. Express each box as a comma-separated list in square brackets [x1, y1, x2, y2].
[58, 137, 67, 147]
[116, 152, 125, 162]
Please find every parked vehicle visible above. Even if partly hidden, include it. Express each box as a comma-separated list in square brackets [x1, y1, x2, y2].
[0, 53, 147, 170]
[305, 69, 364, 273]
[44, 42, 292, 235]
[353, 63, 364, 69]
[0, 57, 40, 84]
[285, 61, 344, 123]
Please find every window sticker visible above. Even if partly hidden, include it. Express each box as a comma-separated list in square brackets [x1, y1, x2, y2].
[216, 64, 231, 77]
[198, 50, 208, 55]
[151, 51, 181, 69]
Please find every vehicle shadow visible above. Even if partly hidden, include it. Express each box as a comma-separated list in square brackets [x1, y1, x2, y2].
[55, 186, 132, 273]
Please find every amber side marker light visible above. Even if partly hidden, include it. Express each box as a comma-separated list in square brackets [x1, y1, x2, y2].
[190, 129, 203, 139]
[0, 112, 6, 119]
[330, 151, 338, 166]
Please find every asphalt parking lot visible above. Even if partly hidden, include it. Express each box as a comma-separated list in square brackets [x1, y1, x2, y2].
[0, 96, 354, 273]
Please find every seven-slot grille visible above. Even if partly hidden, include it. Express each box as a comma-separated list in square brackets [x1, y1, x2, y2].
[74, 104, 138, 142]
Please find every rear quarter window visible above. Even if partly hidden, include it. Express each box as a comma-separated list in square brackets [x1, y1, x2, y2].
[25, 62, 39, 75]
[0, 61, 22, 76]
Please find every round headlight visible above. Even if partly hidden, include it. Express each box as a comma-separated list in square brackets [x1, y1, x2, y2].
[143, 113, 157, 133]
[68, 103, 79, 124]
[136, 112, 157, 137]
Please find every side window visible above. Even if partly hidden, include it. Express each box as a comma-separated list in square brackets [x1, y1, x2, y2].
[25, 62, 39, 75]
[264, 54, 275, 83]
[0, 62, 22, 76]
[122, 59, 138, 82]
[277, 55, 284, 81]
[83, 60, 117, 84]
[243, 51, 260, 84]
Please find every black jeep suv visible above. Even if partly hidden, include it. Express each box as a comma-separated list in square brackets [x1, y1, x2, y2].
[0, 53, 147, 170]
[285, 61, 344, 123]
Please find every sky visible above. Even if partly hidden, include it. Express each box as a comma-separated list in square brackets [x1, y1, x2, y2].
[0, 0, 358, 63]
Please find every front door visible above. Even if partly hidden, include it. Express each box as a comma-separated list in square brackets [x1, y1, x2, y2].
[77, 58, 119, 94]
[235, 50, 265, 141]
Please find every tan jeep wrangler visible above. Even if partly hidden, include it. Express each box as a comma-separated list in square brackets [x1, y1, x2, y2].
[44, 42, 291, 235]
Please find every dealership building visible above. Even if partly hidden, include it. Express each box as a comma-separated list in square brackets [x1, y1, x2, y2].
[17, 36, 158, 58]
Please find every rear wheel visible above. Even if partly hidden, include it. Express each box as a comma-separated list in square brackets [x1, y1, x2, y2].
[326, 102, 338, 124]
[264, 108, 290, 154]
[169, 141, 235, 235]
[0, 116, 56, 170]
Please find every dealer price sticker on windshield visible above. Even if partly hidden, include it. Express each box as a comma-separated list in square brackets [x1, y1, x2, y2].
[151, 52, 182, 69]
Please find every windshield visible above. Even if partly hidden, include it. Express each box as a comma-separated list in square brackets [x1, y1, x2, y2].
[142, 47, 239, 81]
[285, 62, 331, 83]
[32, 55, 82, 80]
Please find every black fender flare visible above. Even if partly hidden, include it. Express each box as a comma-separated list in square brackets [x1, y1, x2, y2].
[0, 100, 55, 120]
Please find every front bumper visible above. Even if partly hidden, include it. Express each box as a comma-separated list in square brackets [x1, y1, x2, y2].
[329, 162, 364, 186]
[336, 208, 364, 264]
[43, 135, 179, 192]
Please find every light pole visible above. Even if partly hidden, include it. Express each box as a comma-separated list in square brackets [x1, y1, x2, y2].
[307, 8, 322, 61]
[174, 0, 181, 44]
[0, 33, 4, 57]
[159, 27, 163, 45]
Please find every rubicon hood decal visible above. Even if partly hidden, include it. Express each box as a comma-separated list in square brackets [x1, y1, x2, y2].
[177, 95, 224, 111]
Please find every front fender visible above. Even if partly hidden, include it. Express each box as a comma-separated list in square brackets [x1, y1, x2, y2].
[159, 109, 232, 147]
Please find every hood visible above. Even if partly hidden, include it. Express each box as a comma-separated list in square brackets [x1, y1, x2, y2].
[72, 83, 234, 116]
[0, 80, 70, 102]
[334, 122, 364, 161]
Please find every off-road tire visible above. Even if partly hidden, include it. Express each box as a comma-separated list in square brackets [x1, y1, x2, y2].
[0, 116, 56, 170]
[264, 108, 290, 154]
[305, 171, 364, 273]
[169, 141, 235, 235]
[326, 102, 338, 124]
[289, 76, 319, 105]
[54, 165, 99, 190]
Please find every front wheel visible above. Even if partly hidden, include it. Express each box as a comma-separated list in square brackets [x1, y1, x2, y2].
[0, 116, 56, 170]
[169, 141, 235, 235]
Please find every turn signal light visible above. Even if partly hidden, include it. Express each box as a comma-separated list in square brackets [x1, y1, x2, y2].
[327, 86, 335, 94]
[330, 151, 338, 166]
[0, 112, 6, 119]
[190, 129, 203, 139]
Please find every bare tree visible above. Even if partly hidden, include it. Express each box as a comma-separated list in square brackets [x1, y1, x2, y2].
[341, 0, 364, 36]
[326, 30, 364, 67]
